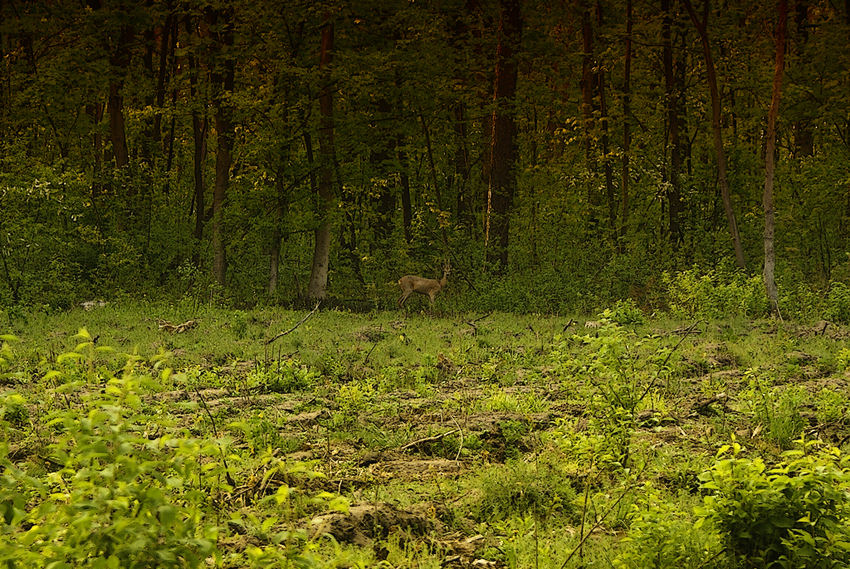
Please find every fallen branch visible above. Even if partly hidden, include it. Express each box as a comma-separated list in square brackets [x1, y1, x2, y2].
[265, 302, 321, 345]
[691, 392, 730, 416]
[660, 320, 703, 368]
[191, 387, 237, 488]
[465, 311, 493, 334]
[158, 319, 198, 333]
[636, 320, 703, 404]
[401, 429, 459, 451]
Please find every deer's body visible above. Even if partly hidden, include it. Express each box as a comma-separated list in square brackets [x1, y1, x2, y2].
[398, 267, 449, 308]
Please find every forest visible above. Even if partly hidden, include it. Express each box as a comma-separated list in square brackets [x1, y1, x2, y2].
[5, 0, 850, 568]
[0, 0, 847, 313]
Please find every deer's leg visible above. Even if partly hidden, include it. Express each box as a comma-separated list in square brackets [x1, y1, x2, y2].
[398, 292, 411, 307]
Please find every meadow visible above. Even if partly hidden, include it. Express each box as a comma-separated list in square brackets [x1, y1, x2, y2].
[2, 301, 850, 568]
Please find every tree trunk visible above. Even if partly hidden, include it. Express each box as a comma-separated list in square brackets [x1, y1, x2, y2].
[484, 0, 522, 273]
[619, 0, 633, 251]
[580, 2, 598, 212]
[792, 0, 813, 157]
[371, 97, 395, 243]
[452, 103, 474, 231]
[108, 81, 129, 168]
[682, 0, 746, 268]
[192, 117, 207, 239]
[163, 17, 179, 185]
[153, 4, 174, 151]
[87, 102, 104, 198]
[307, 15, 336, 301]
[268, 170, 284, 295]
[662, 0, 683, 245]
[398, 143, 412, 243]
[764, 0, 787, 316]
[209, 6, 235, 287]
[187, 33, 207, 245]
[107, 24, 133, 169]
[596, 1, 616, 238]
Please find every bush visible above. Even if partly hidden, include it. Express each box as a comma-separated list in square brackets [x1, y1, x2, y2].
[697, 440, 850, 568]
[0, 342, 337, 569]
[0, 376, 218, 568]
[614, 486, 727, 569]
[663, 266, 768, 319]
[825, 281, 850, 323]
[598, 299, 646, 326]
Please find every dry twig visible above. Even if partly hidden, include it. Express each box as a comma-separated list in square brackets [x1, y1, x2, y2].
[401, 429, 459, 451]
[265, 302, 321, 345]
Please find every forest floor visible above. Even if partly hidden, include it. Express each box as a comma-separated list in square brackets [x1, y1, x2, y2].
[2, 302, 849, 568]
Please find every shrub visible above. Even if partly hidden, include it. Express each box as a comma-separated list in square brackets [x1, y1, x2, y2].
[825, 281, 850, 323]
[0, 376, 218, 568]
[614, 486, 728, 569]
[697, 440, 850, 568]
[477, 458, 576, 523]
[663, 267, 768, 319]
[598, 299, 646, 326]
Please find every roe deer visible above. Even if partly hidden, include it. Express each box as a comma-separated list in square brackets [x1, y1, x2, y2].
[398, 266, 450, 308]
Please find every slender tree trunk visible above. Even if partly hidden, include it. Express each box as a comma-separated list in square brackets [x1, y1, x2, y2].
[580, 2, 598, 214]
[764, 0, 788, 316]
[420, 113, 443, 212]
[371, 97, 395, 243]
[268, 168, 285, 295]
[420, 112, 450, 250]
[307, 15, 336, 301]
[619, 0, 633, 251]
[398, 143, 412, 243]
[153, 4, 174, 151]
[187, 36, 208, 245]
[683, 0, 746, 268]
[108, 82, 129, 168]
[580, 3, 594, 170]
[193, 118, 207, 239]
[209, 6, 235, 286]
[164, 17, 179, 185]
[792, 0, 812, 157]
[87, 102, 104, 198]
[596, 1, 616, 238]
[452, 103, 473, 231]
[484, 0, 522, 273]
[0, 14, 6, 140]
[662, 0, 683, 245]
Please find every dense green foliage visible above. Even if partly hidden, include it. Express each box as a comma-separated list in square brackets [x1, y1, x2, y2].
[1, 1, 848, 313]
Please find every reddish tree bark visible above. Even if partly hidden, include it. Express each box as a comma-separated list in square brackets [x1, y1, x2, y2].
[764, 0, 788, 316]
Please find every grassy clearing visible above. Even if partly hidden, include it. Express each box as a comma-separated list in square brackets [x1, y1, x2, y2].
[2, 303, 850, 568]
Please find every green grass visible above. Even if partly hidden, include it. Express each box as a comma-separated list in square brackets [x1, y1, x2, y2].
[2, 303, 850, 568]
